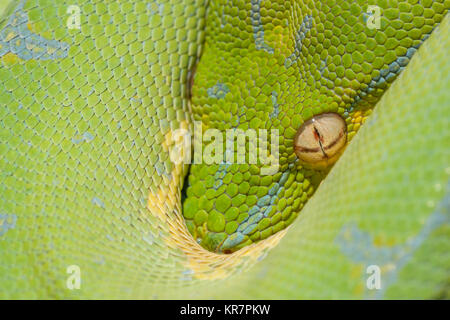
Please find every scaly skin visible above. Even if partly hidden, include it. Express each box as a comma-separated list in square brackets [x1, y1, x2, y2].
[183, 0, 447, 253]
[0, 0, 448, 299]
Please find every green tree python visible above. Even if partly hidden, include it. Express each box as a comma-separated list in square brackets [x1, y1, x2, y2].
[0, 0, 449, 299]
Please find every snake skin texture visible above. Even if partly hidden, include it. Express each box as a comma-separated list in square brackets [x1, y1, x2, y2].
[0, 0, 448, 299]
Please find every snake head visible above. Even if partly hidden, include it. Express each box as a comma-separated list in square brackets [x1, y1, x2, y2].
[182, 0, 440, 253]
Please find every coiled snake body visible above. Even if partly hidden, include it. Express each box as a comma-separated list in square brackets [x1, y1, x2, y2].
[0, 0, 449, 299]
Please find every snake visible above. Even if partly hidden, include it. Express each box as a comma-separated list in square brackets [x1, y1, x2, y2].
[0, 0, 449, 299]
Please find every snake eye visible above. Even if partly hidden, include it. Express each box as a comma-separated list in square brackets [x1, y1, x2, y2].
[294, 113, 347, 167]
